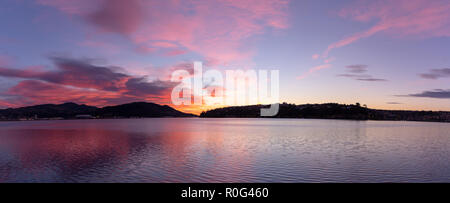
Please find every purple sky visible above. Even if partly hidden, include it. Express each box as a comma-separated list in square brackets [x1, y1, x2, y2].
[0, 0, 449, 113]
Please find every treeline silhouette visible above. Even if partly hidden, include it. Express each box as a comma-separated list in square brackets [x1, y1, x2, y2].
[0, 102, 195, 120]
[200, 103, 450, 122]
[2, 102, 449, 122]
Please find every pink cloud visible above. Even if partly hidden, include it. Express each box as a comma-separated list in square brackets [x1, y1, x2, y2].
[324, 57, 336, 64]
[312, 54, 320, 60]
[324, 24, 389, 57]
[0, 99, 18, 108]
[79, 40, 121, 54]
[1, 57, 188, 103]
[135, 41, 185, 56]
[36, 0, 98, 15]
[136, 45, 157, 54]
[151, 41, 179, 49]
[324, 0, 450, 57]
[164, 49, 188, 57]
[0, 55, 12, 66]
[4, 78, 174, 109]
[0, 58, 130, 91]
[7, 80, 122, 107]
[37, 0, 290, 65]
[0, 57, 181, 108]
[86, 0, 144, 35]
[297, 64, 332, 80]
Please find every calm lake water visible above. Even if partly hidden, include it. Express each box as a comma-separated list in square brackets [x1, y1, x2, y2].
[0, 118, 450, 182]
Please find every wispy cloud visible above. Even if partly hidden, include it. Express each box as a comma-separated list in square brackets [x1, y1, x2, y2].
[337, 64, 387, 82]
[346, 64, 368, 73]
[400, 89, 450, 99]
[324, 57, 336, 64]
[0, 57, 177, 107]
[164, 49, 188, 57]
[297, 64, 332, 80]
[86, 0, 144, 35]
[323, 0, 450, 57]
[324, 24, 388, 57]
[387, 102, 403, 104]
[0, 55, 12, 66]
[0, 57, 129, 91]
[356, 78, 387, 82]
[419, 68, 450, 79]
[79, 40, 121, 54]
[38, 0, 291, 65]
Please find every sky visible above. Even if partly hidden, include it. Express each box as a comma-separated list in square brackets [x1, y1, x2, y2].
[0, 0, 449, 114]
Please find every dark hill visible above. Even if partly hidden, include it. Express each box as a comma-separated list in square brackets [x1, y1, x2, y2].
[0, 102, 97, 119]
[200, 103, 450, 122]
[97, 102, 194, 118]
[200, 103, 369, 119]
[0, 102, 195, 120]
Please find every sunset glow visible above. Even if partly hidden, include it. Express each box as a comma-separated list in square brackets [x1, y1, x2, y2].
[1, 0, 449, 114]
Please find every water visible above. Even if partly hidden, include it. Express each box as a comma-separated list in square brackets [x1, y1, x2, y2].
[0, 118, 450, 182]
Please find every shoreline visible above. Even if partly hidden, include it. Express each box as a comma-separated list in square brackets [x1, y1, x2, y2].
[1, 116, 449, 124]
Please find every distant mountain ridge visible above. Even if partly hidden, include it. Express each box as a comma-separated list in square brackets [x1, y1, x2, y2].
[97, 102, 194, 118]
[200, 103, 450, 122]
[0, 102, 195, 120]
[3, 102, 450, 122]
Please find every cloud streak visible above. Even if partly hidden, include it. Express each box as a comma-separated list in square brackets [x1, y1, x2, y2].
[387, 102, 403, 104]
[419, 68, 450, 79]
[337, 64, 387, 82]
[346, 64, 368, 73]
[0, 57, 129, 91]
[0, 55, 12, 66]
[297, 64, 332, 80]
[402, 89, 450, 99]
[356, 78, 387, 82]
[38, 0, 290, 64]
[86, 0, 143, 35]
[0, 57, 176, 107]
[323, 0, 450, 57]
